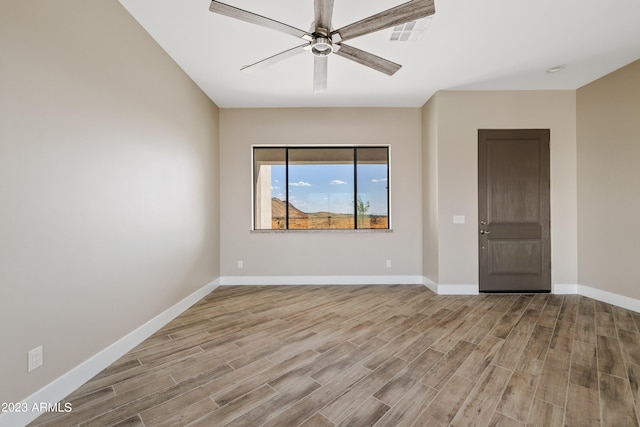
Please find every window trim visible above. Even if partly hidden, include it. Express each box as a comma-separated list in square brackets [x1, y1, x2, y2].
[251, 144, 391, 231]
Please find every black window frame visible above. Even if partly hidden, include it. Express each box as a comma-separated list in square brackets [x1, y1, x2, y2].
[252, 145, 390, 231]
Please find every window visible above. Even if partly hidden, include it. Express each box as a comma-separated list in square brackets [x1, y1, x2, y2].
[253, 146, 389, 230]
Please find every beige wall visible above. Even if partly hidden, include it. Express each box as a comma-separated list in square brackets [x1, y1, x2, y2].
[577, 60, 640, 299]
[219, 108, 423, 278]
[0, 0, 220, 403]
[422, 97, 439, 283]
[423, 91, 578, 286]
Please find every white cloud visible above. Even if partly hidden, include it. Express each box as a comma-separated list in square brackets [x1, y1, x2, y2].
[330, 179, 347, 185]
[274, 179, 279, 183]
[371, 178, 388, 183]
[289, 181, 312, 187]
[271, 186, 280, 190]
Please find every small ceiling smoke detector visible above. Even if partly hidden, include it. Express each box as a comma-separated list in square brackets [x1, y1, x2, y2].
[545, 64, 567, 73]
[389, 17, 432, 42]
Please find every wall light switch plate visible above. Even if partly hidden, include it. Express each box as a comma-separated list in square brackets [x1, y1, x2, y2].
[453, 215, 466, 224]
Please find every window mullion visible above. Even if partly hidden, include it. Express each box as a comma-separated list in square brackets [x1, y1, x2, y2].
[353, 147, 358, 230]
[285, 148, 289, 230]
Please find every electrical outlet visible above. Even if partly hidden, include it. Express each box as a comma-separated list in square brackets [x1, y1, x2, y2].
[386, 259, 392, 268]
[28, 345, 43, 372]
[237, 260, 243, 269]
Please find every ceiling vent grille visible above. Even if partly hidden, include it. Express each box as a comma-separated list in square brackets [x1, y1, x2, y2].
[388, 18, 431, 42]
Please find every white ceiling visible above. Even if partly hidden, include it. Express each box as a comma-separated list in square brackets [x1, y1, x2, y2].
[119, 0, 640, 108]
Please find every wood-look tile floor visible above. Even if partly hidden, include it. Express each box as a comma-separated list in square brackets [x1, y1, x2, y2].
[30, 285, 640, 427]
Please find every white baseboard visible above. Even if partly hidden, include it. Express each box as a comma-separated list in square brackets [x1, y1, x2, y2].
[436, 284, 480, 295]
[422, 277, 438, 293]
[421, 279, 639, 312]
[553, 283, 579, 294]
[0, 279, 219, 427]
[219, 275, 425, 286]
[420, 277, 479, 295]
[220, 277, 639, 312]
[578, 284, 640, 313]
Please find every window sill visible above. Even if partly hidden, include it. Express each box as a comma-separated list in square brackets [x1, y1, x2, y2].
[251, 229, 393, 234]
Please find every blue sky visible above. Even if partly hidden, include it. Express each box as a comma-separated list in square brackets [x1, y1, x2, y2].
[270, 164, 388, 215]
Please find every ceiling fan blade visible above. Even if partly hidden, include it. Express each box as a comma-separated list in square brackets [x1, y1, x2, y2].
[314, 56, 328, 93]
[314, 0, 335, 32]
[334, 44, 401, 76]
[241, 43, 309, 73]
[210, 1, 312, 41]
[331, 0, 435, 42]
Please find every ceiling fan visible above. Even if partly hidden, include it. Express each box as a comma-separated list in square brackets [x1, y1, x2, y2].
[209, 0, 436, 92]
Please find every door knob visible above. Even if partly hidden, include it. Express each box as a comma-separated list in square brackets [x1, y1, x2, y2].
[480, 230, 491, 234]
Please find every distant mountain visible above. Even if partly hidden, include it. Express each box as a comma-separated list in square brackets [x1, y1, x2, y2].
[270, 197, 387, 229]
[271, 197, 306, 218]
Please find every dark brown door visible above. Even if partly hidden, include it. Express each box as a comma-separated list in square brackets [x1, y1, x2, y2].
[478, 129, 551, 292]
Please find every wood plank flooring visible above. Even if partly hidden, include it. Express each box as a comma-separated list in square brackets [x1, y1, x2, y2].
[29, 285, 640, 426]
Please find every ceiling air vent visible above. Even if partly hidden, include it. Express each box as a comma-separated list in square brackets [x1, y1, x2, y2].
[388, 17, 431, 42]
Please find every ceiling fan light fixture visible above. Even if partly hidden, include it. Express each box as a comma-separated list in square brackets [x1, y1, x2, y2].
[311, 37, 333, 57]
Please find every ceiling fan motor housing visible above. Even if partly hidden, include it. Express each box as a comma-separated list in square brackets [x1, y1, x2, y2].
[311, 36, 333, 57]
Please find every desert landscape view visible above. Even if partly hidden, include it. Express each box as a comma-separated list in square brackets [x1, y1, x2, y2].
[270, 198, 388, 229]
